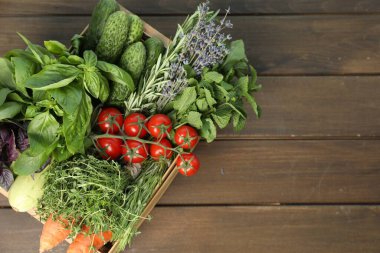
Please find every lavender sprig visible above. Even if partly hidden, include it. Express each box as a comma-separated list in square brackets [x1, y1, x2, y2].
[157, 1, 232, 111]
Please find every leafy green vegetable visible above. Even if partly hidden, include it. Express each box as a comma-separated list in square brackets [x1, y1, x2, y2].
[11, 56, 36, 97]
[0, 88, 12, 106]
[0, 58, 16, 90]
[44, 40, 68, 56]
[0, 102, 23, 120]
[173, 86, 197, 114]
[12, 148, 51, 175]
[97, 60, 135, 93]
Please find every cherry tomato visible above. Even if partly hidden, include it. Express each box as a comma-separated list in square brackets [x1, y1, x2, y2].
[97, 138, 122, 160]
[147, 114, 172, 139]
[123, 113, 148, 138]
[177, 153, 200, 176]
[174, 125, 199, 150]
[97, 107, 123, 134]
[121, 140, 149, 164]
[150, 138, 173, 160]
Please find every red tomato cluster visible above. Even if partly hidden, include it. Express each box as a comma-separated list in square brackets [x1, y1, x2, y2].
[96, 107, 201, 176]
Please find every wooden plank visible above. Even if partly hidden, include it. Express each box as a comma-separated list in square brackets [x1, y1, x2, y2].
[1, 16, 380, 75]
[1, 0, 380, 15]
[2, 140, 379, 206]
[0, 194, 8, 206]
[158, 140, 380, 204]
[221, 76, 380, 138]
[1, 206, 380, 253]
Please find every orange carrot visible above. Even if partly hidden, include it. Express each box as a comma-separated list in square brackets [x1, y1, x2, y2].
[40, 214, 73, 253]
[67, 225, 112, 253]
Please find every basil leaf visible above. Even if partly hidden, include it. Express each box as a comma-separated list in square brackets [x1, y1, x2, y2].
[84, 71, 100, 98]
[0, 58, 16, 90]
[200, 118, 216, 143]
[27, 111, 60, 155]
[204, 71, 224, 84]
[62, 92, 92, 154]
[17, 33, 44, 65]
[12, 56, 36, 97]
[67, 55, 84, 65]
[49, 83, 82, 114]
[0, 102, 23, 120]
[98, 73, 110, 103]
[70, 34, 84, 56]
[25, 64, 80, 90]
[0, 88, 12, 106]
[0, 168, 14, 190]
[97, 61, 134, 93]
[44, 40, 68, 55]
[7, 93, 30, 104]
[84, 50, 97, 67]
[25, 105, 41, 118]
[173, 86, 197, 114]
[12, 148, 52, 175]
[186, 111, 203, 129]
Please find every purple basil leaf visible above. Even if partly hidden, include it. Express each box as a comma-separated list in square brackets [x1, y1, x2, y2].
[0, 167, 14, 190]
[17, 127, 29, 151]
[0, 127, 10, 142]
[7, 130, 19, 162]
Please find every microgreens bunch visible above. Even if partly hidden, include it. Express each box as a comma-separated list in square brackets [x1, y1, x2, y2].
[156, 1, 233, 111]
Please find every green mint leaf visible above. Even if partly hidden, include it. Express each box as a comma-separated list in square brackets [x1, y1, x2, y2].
[196, 98, 208, 112]
[222, 40, 248, 72]
[186, 111, 203, 129]
[200, 118, 217, 143]
[204, 71, 224, 83]
[232, 112, 246, 132]
[237, 76, 249, 94]
[204, 88, 217, 107]
[214, 84, 229, 102]
[244, 92, 260, 117]
[173, 86, 197, 114]
[211, 104, 232, 129]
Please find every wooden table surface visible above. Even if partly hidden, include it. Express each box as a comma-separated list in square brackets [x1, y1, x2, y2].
[1, 0, 380, 252]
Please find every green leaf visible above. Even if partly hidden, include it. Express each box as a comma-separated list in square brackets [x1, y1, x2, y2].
[0, 102, 23, 120]
[204, 71, 224, 83]
[70, 34, 83, 56]
[214, 84, 229, 102]
[84, 50, 97, 67]
[200, 118, 217, 143]
[173, 86, 197, 114]
[62, 92, 92, 154]
[222, 40, 248, 72]
[12, 148, 52, 175]
[12, 56, 36, 97]
[244, 92, 260, 117]
[17, 33, 44, 65]
[97, 61, 134, 93]
[211, 104, 232, 129]
[186, 111, 203, 129]
[232, 112, 246, 132]
[25, 64, 80, 90]
[7, 93, 30, 104]
[237, 76, 249, 94]
[0, 58, 16, 90]
[32, 90, 50, 102]
[44, 40, 68, 55]
[221, 81, 234, 91]
[27, 111, 60, 155]
[0, 88, 12, 106]
[84, 71, 100, 98]
[49, 83, 82, 114]
[98, 73, 110, 103]
[67, 55, 84, 65]
[204, 88, 217, 107]
[25, 105, 41, 118]
[196, 98, 208, 112]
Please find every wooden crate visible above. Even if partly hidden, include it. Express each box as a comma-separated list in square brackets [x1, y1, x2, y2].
[0, 3, 182, 253]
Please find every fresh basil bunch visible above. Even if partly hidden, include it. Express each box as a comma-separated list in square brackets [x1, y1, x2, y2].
[0, 34, 135, 175]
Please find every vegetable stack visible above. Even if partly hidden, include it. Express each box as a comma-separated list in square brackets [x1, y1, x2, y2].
[0, 0, 261, 252]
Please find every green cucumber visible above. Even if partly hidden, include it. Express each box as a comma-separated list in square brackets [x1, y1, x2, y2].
[120, 42, 146, 82]
[144, 37, 164, 70]
[126, 15, 144, 45]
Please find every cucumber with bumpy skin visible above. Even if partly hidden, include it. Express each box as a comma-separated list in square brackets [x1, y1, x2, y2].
[126, 15, 144, 45]
[120, 42, 146, 82]
[85, 0, 119, 50]
[96, 11, 130, 63]
[144, 37, 164, 70]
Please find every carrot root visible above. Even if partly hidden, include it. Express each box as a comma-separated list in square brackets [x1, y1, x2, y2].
[39, 214, 73, 253]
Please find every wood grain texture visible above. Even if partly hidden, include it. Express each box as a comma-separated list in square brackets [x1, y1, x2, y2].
[1, 140, 380, 206]
[1, 15, 380, 75]
[1, 206, 380, 253]
[1, 0, 380, 15]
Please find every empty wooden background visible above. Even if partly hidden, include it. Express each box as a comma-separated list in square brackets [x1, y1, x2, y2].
[1, 0, 380, 252]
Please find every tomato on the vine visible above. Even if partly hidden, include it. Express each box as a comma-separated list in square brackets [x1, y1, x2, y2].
[177, 153, 200, 176]
[97, 138, 122, 160]
[97, 107, 123, 134]
[174, 125, 199, 150]
[121, 140, 149, 164]
[150, 138, 173, 160]
[147, 114, 172, 139]
[123, 113, 148, 138]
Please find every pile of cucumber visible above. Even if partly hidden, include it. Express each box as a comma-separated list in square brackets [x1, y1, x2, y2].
[84, 0, 164, 104]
